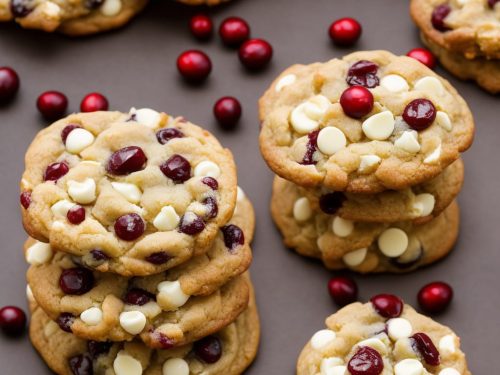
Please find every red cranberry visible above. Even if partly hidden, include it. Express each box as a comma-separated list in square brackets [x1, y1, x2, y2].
[432, 4, 452, 32]
[36, 91, 68, 121]
[59, 267, 95, 295]
[180, 214, 205, 235]
[190, 14, 213, 40]
[319, 192, 345, 215]
[329, 17, 362, 46]
[124, 288, 155, 306]
[418, 281, 453, 313]
[68, 354, 93, 375]
[301, 130, 319, 165]
[403, 99, 436, 131]
[145, 251, 171, 265]
[411, 332, 440, 366]
[203, 196, 218, 219]
[67, 205, 86, 225]
[156, 332, 175, 349]
[219, 17, 250, 47]
[106, 146, 147, 175]
[221, 224, 245, 251]
[348, 346, 384, 375]
[238, 39, 273, 70]
[340, 86, 374, 119]
[407, 48, 437, 70]
[156, 128, 184, 144]
[44, 162, 69, 182]
[90, 249, 109, 262]
[214, 96, 242, 129]
[160, 154, 192, 183]
[10, 0, 33, 17]
[88, 341, 112, 358]
[328, 276, 358, 306]
[177, 50, 212, 83]
[202, 177, 218, 190]
[20, 191, 31, 209]
[0, 306, 26, 336]
[61, 124, 81, 144]
[114, 213, 145, 241]
[80, 92, 109, 113]
[0, 67, 20, 102]
[347, 60, 380, 88]
[57, 313, 75, 332]
[194, 336, 222, 364]
[370, 294, 403, 318]
[489, 0, 500, 8]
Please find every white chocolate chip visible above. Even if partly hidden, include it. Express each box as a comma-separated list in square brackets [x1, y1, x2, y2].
[111, 182, 142, 204]
[293, 197, 312, 222]
[311, 330, 336, 350]
[26, 241, 53, 265]
[290, 95, 330, 134]
[65, 128, 95, 154]
[358, 154, 381, 174]
[321, 358, 346, 375]
[414, 76, 444, 96]
[317, 127, 347, 155]
[51, 199, 75, 217]
[356, 338, 387, 355]
[113, 352, 143, 375]
[194, 161, 221, 178]
[80, 307, 103, 326]
[52, 221, 66, 230]
[439, 335, 456, 355]
[275, 74, 297, 92]
[101, 0, 122, 17]
[67, 178, 96, 204]
[26, 285, 34, 301]
[153, 206, 180, 231]
[378, 228, 409, 257]
[119, 311, 146, 335]
[157, 281, 190, 310]
[413, 193, 435, 217]
[237, 186, 245, 202]
[394, 359, 424, 375]
[332, 217, 354, 237]
[439, 369, 460, 375]
[162, 358, 189, 375]
[394, 131, 420, 153]
[380, 75, 409, 93]
[129, 108, 162, 129]
[362, 111, 395, 141]
[424, 144, 441, 165]
[42, 1, 61, 17]
[387, 318, 413, 341]
[435, 111, 452, 131]
[44, 320, 59, 337]
[343, 248, 368, 267]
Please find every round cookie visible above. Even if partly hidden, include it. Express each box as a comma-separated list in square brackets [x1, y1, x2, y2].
[411, 0, 500, 60]
[20, 110, 237, 277]
[259, 50, 474, 193]
[297, 298, 471, 375]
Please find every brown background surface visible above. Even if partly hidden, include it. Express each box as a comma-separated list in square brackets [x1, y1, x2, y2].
[0, 0, 498, 373]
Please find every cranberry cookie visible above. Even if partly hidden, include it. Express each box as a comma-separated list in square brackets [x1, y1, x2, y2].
[259, 50, 474, 193]
[21, 110, 237, 277]
[297, 296, 471, 375]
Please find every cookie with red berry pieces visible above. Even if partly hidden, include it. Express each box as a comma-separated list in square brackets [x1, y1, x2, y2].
[20, 110, 237, 277]
[297, 297, 471, 375]
[259, 50, 474, 193]
[411, 0, 500, 60]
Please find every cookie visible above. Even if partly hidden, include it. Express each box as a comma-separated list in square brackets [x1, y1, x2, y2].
[21, 110, 237, 277]
[297, 297, 470, 375]
[411, 0, 500, 60]
[259, 50, 474, 193]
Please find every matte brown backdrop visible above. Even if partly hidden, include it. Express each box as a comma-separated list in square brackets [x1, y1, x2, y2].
[0, 0, 497, 373]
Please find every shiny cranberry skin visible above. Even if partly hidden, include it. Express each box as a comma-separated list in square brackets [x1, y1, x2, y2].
[180, 214, 205, 235]
[214, 96, 242, 129]
[407, 48, 437, 70]
[57, 313, 75, 332]
[203, 196, 218, 219]
[160, 154, 192, 183]
[44, 162, 69, 182]
[0, 67, 20, 102]
[418, 281, 453, 313]
[489, 0, 500, 8]
[403, 99, 436, 131]
[37, 91, 68, 121]
[221, 224, 245, 251]
[329, 17, 362, 46]
[20, 191, 31, 209]
[177, 50, 212, 83]
[190, 14, 213, 40]
[219, 17, 250, 47]
[0, 306, 26, 336]
[328, 276, 358, 306]
[194, 336, 222, 364]
[80, 92, 109, 112]
[59, 267, 94, 295]
[411, 332, 440, 366]
[340, 86, 374, 119]
[10, 0, 33, 17]
[88, 341, 112, 358]
[348, 346, 384, 375]
[90, 249, 109, 261]
[145, 251, 171, 265]
[370, 294, 403, 318]
[67, 205, 86, 225]
[301, 130, 319, 165]
[202, 177, 218, 190]
[156, 128, 184, 144]
[238, 39, 273, 70]
[106, 146, 147, 175]
[124, 288, 155, 306]
[347, 60, 380, 88]
[319, 192, 345, 214]
[68, 354, 93, 375]
[432, 4, 452, 32]
[114, 213, 145, 241]
[61, 124, 81, 144]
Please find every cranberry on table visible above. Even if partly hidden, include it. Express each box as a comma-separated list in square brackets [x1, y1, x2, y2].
[346, 60, 379, 88]
[0, 306, 26, 336]
[114, 213, 145, 241]
[67, 205, 86, 225]
[319, 192, 345, 214]
[0, 67, 20, 103]
[160, 154, 192, 183]
[431, 4, 452, 32]
[219, 17, 250, 47]
[238, 39, 273, 70]
[418, 281, 453, 313]
[328, 276, 358, 306]
[106, 146, 147, 175]
[44, 162, 69, 182]
[156, 128, 184, 145]
[190, 14, 213, 40]
[348, 346, 384, 375]
[90, 249, 109, 262]
[59, 267, 95, 295]
[20, 191, 32, 209]
[124, 288, 155, 306]
[68, 354, 93, 375]
[37, 91, 68, 121]
[340, 86, 374, 119]
[194, 336, 222, 364]
[407, 48, 437, 70]
[61, 124, 81, 144]
[301, 130, 319, 165]
[214, 96, 242, 129]
[80, 92, 109, 112]
[411, 332, 440, 366]
[329, 17, 362, 46]
[177, 50, 212, 83]
[403, 99, 436, 131]
[370, 294, 403, 318]
[221, 224, 245, 251]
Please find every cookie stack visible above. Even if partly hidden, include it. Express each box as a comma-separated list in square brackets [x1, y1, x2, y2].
[410, 0, 500, 94]
[259, 50, 475, 273]
[20, 110, 259, 374]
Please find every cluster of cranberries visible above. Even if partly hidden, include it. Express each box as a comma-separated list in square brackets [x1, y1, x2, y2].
[36, 91, 109, 121]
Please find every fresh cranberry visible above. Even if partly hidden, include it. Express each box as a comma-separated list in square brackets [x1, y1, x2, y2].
[59, 267, 94, 295]
[10, 0, 33, 17]
[411, 333, 440, 366]
[160, 154, 191, 183]
[238, 39, 273, 70]
[156, 128, 184, 145]
[124, 288, 155, 306]
[145, 252, 171, 265]
[418, 281, 453, 313]
[489, 0, 500, 8]
[106, 146, 147, 175]
[67, 205, 86, 225]
[403, 99, 436, 131]
[84, 0, 104, 9]
[214, 96, 242, 129]
[61, 124, 81, 144]
[221, 225, 245, 251]
[328, 276, 358, 306]
[432, 4, 452, 32]
[329, 17, 362, 46]
[114, 213, 145, 241]
[202, 177, 218, 190]
[319, 192, 345, 214]
[219, 17, 250, 47]
[80, 92, 109, 113]
[370, 294, 403, 318]
[190, 14, 213, 40]
[20, 191, 31, 209]
[180, 214, 205, 235]
[177, 50, 212, 83]
[0, 306, 26, 336]
[407, 48, 437, 70]
[301, 130, 319, 165]
[203, 196, 218, 219]
[194, 336, 222, 364]
[68, 354, 93, 375]
[90, 249, 109, 261]
[36, 91, 68, 121]
[0, 67, 20, 102]
[348, 346, 384, 375]
[87, 341, 112, 358]
[57, 313, 75, 332]
[44, 162, 69, 182]
[346, 61, 380, 88]
[340, 86, 374, 119]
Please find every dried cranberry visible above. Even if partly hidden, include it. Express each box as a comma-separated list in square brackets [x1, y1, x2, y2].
[431, 4, 452, 32]
[59, 268, 94, 295]
[160, 154, 191, 183]
[319, 192, 345, 214]
[301, 130, 319, 165]
[57, 313, 75, 333]
[179, 213, 205, 235]
[156, 128, 184, 145]
[20, 191, 32, 209]
[44, 162, 69, 182]
[106, 146, 147, 175]
[124, 288, 155, 306]
[348, 346, 384, 375]
[411, 332, 440, 366]
[202, 177, 218, 190]
[68, 354, 93, 375]
[346, 60, 380, 88]
[203, 196, 218, 219]
[221, 225, 245, 251]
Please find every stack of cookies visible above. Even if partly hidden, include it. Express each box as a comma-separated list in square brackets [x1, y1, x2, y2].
[20, 110, 259, 374]
[259, 50, 475, 273]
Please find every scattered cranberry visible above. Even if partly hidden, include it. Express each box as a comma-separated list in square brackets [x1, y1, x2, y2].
[238, 39, 273, 70]
[411, 332, 440, 366]
[221, 225, 245, 251]
[177, 50, 212, 83]
[57, 313, 75, 332]
[90, 249, 109, 262]
[106, 146, 147, 175]
[407, 48, 437, 70]
[190, 14, 213, 40]
[329, 17, 362, 46]
[59, 267, 94, 295]
[346, 60, 379, 88]
[160, 154, 192, 183]
[179, 214, 205, 235]
[156, 128, 184, 144]
[301, 130, 319, 165]
[10, 0, 33, 17]
[88, 340, 112, 358]
[20, 191, 32, 209]
[328, 276, 358, 306]
[214, 96, 242, 129]
[0, 67, 20, 103]
[418, 281, 453, 313]
[68, 354, 93, 375]
[348, 346, 384, 375]
[219, 17, 250, 47]
[145, 251, 171, 265]
[61, 124, 81, 144]
[203, 196, 218, 219]
[44, 162, 69, 182]
[80, 92, 109, 112]
[194, 336, 222, 364]
[124, 288, 155, 306]
[403, 99, 436, 131]
[36, 91, 68, 121]
[319, 192, 345, 214]
[0, 306, 26, 336]
[370, 294, 403, 318]
[431, 4, 452, 32]
[114, 213, 145, 241]
[340, 86, 374, 119]
[67, 205, 86, 225]
[489, 0, 500, 8]
[202, 176, 218, 190]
